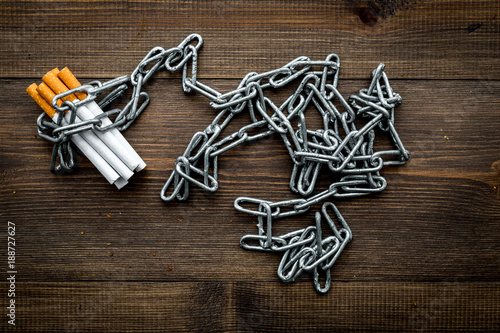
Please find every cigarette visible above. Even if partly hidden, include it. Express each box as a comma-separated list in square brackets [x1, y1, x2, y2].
[58, 67, 147, 171]
[26, 83, 124, 187]
[36, 83, 134, 182]
[42, 70, 140, 172]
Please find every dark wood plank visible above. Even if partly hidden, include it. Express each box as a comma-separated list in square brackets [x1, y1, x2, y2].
[5, 281, 499, 332]
[0, 0, 499, 79]
[1, 79, 499, 283]
[1, 1, 499, 330]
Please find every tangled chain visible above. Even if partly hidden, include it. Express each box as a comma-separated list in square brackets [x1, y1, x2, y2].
[154, 34, 410, 293]
[39, 34, 410, 293]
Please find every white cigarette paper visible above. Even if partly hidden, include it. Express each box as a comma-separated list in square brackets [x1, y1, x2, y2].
[41, 71, 139, 173]
[57, 68, 147, 172]
[71, 103, 140, 171]
[54, 113, 125, 186]
[28, 83, 127, 189]
[86, 100, 147, 171]
[67, 112, 134, 181]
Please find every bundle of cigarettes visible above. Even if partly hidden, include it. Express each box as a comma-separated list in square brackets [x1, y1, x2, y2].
[26, 68, 146, 189]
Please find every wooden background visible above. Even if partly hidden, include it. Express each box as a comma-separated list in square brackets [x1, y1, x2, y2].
[1, 0, 499, 332]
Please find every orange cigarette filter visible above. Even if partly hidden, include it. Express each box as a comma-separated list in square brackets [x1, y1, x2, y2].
[42, 69, 77, 102]
[37, 82, 62, 107]
[26, 83, 57, 118]
[58, 67, 87, 100]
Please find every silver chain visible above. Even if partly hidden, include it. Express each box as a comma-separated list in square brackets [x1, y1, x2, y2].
[157, 34, 410, 293]
[37, 34, 410, 293]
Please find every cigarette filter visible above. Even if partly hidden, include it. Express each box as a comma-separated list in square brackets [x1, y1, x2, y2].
[27, 84, 123, 186]
[36, 83, 134, 183]
[42, 71, 140, 171]
[58, 67, 147, 172]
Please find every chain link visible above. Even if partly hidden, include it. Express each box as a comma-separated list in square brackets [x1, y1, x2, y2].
[36, 34, 410, 292]
[154, 34, 410, 293]
[36, 35, 204, 173]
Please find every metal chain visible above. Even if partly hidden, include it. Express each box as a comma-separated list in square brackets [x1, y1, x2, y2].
[36, 34, 204, 173]
[36, 34, 411, 293]
[155, 34, 410, 293]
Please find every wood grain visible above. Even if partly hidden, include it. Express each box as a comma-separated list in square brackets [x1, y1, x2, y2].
[1, 0, 499, 331]
[6, 281, 499, 332]
[1, 79, 499, 284]
[1, 0, 499, 79]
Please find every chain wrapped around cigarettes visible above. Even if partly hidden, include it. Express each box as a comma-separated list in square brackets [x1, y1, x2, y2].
[28, 34, 410, 293]
[27, 69, 147, 188]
